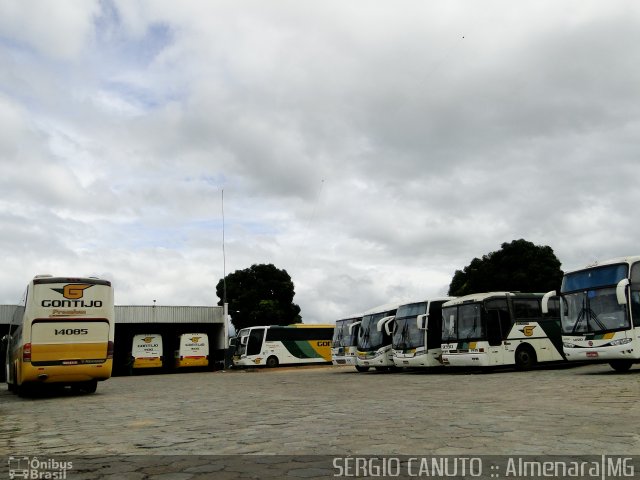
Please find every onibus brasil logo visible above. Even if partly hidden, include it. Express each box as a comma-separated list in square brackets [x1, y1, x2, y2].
[8, 456, 73, 479]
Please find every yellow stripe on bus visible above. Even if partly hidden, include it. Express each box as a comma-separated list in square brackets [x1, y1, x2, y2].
[32, 343, 108, 361]
[133, 357, 163, 368]
[309, 341, 332, 361]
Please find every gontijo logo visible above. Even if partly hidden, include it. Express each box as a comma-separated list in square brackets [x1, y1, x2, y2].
[190, 336, 202, 343]
[143, 336, 155, 343]
[52, 284, 93, 299]
[520, 325, 536, 337]
[41, 283, 103, 308]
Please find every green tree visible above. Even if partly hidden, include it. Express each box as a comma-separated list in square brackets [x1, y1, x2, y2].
[216, 263, 302, 331]
[448, 239, 563, 296]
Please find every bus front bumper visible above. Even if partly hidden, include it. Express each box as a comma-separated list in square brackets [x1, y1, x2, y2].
[393, 351, 442, 368]
[563, 344, 638, 362]
[356, 350, 393, 367]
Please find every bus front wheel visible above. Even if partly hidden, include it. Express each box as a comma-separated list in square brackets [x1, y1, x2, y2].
[609, 360, 633, 372]
[355, 366, 369, 373]
[266, 356, 279, 368]
[515, 345, 536, 371]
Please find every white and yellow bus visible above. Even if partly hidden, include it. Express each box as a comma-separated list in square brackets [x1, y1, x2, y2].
[331, 315, 362, 366]
[232, 324, 333, 368]
[543, 256, 640, 372]
[392, 297, 454, 368]
[4, 275, 115, 395]
[175, 333, 209, 368]
[355, 303, 398, 372]
[441, 292, 564, 370]
[131, 334, 163, 371]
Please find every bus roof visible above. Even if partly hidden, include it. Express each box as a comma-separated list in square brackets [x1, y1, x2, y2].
[241, 324, 334, 330]
[362, 302, 399, 315]
[564, 256, 640, 275]
[32, 276, 111, 287]
[443, 292, 545, 306]
[397, 297, 455, 308]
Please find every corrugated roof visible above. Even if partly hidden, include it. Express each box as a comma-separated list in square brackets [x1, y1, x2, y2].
[115, 306, 225, 324]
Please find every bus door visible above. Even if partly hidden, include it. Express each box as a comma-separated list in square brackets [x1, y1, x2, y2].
[247, 328, 265, 357]
[485, 299, 509, 365]
[425, 301, 445, 351]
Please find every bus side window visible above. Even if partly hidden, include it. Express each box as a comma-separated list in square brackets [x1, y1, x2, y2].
[543, 297, 561, 318]
[513, 299, 541, 320]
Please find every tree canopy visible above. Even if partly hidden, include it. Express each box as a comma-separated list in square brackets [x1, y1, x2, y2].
[448, 239, 563, 296]
[216, 263, 302, 331]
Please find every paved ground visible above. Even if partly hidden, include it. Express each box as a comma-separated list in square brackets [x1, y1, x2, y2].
[1, 362, 639, 478]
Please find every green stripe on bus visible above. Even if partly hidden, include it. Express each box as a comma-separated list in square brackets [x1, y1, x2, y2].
[534, 318, 566, 359]
[282, 340, 322, 359]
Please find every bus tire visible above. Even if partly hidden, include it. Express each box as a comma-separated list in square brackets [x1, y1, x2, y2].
[266, 356, 279, 368]
[355, 365, 369, 372]
[609, 360, 633, 372]
[16, 382, 33, 398]
[72, 380, 98, 394]
[515, 345, 536, 371]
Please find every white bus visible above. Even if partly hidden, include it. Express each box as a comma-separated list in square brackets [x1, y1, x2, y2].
[331, 315, 362, 366]
[441, 292, 564, 370]
[355, 303, 398, 372]
[542, 256, 640, 372]
[232, 324, 333, 368]
[4, 275, 115, 395]
[175, 333, 209, 368]
[392, 297, 454, 368]
[131, 334, 163, 371]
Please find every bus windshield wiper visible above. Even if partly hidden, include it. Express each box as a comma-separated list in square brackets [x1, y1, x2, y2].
[361, 327, 371, 348]
[398, 322, 410, 349]
[572, 297, 607, 333]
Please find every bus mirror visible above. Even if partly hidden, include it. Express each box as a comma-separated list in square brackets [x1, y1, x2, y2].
[616, 279, 629, 305]
[376, 315, 393, 332]
[417, 314, 428, 330]
[384, 318, 395, 336]
[228, 338, 236, 347]
[541, 290, 556, 314]
[240, 336, 248, 345]
[348, 321, 361, 335]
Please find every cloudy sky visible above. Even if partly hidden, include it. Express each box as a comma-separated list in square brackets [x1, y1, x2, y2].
[1, 1, 639, 323]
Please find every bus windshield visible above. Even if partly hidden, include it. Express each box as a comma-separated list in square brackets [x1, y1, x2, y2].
[392, 317, 423, 350]
[333, 320, 358, 347]
[392, 302, 427, 350]
[442, 303, 485, 342]
[358, 312, 391, 350]
[562, 288, 630, 334]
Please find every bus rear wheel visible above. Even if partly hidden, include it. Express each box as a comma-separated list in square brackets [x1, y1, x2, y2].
[609, 360, 633, 372]
[72, 380, 98, 394]
[265, 356, 279, 368]
[515, 345, 536, 371]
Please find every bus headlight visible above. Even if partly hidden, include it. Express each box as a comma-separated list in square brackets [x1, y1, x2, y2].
[563, 342, 576, 349]
[609, 338, 632, 346]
